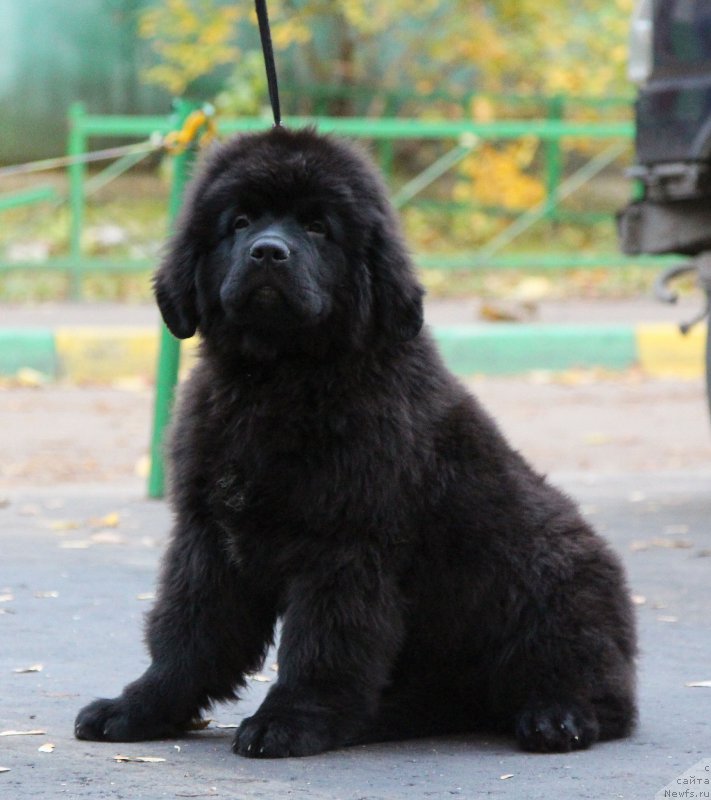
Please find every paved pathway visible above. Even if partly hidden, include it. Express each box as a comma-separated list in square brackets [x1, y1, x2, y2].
[1, 473, 709, 799]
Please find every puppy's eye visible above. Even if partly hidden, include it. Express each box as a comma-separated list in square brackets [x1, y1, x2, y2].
[305, 220, 327, 235]
[234, 215, 250, 230]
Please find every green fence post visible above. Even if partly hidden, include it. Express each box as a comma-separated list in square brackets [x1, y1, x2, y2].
[544, 94, 565, 221]
[377, 94, 397, 181]
[68, 102, 87, 299]
[147, 99, 198, 500]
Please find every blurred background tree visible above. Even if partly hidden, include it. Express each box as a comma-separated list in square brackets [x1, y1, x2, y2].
[136, 0, 633, 109]
[138, 0, 241, 96]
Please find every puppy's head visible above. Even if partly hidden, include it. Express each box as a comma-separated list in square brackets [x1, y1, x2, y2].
[154, 127, 423, 357]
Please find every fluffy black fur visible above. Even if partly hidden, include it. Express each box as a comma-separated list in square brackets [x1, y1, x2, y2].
[75, 128, 637, 757]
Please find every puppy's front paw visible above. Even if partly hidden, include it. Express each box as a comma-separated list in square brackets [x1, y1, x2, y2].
[232, 712, 334, 758]
[515, 700, 599, 753]
[75, 697, 179, 742]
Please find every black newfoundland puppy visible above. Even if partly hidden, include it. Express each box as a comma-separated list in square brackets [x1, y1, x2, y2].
[76, 127, 636, 757]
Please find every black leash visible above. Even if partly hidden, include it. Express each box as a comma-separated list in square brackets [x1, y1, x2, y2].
[254, 0, 282, 127]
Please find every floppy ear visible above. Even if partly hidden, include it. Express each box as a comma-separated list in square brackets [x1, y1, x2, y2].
[368, 210, 425, 343]
[153, 225, 200, 340]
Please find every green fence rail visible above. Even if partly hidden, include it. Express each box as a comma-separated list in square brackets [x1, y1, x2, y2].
[0, 186, 60, 212]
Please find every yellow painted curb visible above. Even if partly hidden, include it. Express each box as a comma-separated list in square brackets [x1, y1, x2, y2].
[47, 323, 708, 382]
[55, 327, 199, 383]
[636, 323, 706, 379]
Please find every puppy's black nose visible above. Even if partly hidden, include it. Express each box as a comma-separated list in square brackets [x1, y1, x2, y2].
[250, 237, 290, 263]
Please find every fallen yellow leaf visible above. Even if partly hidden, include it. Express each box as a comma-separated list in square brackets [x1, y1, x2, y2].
[134, 455, 151, 479]
[511, 276, 552, 303]
[113, 755, 166, 763]
[247, 673, 271, 683]
[89, 531, 126, 545]
[90, 512, 121, 529]
[664, 524, 690, 536]
[49, 520, 81, 532]
[479, 302, 528, 323]
[630, 538, 694, 552]
[16, 368, 46, 388]
[583, 432, 613, 446]
[19, 505, 41, 516]
[59, 540, 92, 550]
[186, 718, 211, 731]
[653, 537, 693, 549]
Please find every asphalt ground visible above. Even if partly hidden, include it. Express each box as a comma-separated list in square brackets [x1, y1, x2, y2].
[1, 472, 710, 800]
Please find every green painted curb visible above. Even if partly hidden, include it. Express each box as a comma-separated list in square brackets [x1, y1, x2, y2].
[433, 324, 638, 375]
[0, 323, 651, 380]
[0, 328, 57, 377]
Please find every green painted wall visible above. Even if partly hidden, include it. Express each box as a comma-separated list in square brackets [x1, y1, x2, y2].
[0, 0, 170, 162]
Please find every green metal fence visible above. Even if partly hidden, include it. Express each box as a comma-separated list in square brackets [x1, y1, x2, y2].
[1, 101, 665, 298]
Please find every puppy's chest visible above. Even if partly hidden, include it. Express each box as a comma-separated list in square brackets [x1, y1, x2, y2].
[201, 375, 413, 539]
[208, 449, 343, 581]
[213, 378, 354, 449]
[206, 400, 357, 522]
[213, 397, 352, 473]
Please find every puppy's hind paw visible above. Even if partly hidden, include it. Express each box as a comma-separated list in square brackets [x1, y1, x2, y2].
[515, 699, 599, 753]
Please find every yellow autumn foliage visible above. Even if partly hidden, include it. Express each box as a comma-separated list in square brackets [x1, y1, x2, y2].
[456, 139, 545, 211]
[139, 0, 241, 95]
[138, 0, 633, 102]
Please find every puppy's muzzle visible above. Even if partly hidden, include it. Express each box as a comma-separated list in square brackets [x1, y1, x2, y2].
[221, 230, 297, 317]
